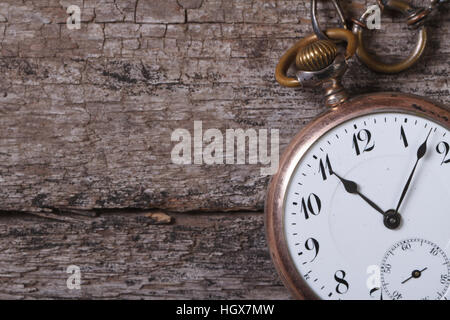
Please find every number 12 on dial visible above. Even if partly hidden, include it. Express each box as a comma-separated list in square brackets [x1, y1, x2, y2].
[266, 95, 450, 300]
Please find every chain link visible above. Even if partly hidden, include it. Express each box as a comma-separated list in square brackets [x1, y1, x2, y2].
[311, 0, 448, 33]
[311, 0, 348, 40]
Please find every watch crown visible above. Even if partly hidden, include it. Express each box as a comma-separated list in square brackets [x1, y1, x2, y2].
[295, 39, 338, 71]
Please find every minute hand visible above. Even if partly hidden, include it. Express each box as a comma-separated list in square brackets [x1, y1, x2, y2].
[394, 128, 432, 214]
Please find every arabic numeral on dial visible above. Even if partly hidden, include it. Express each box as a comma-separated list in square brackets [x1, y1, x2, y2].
[381, 263, 391, 274]
[334, 270, 349, 294]
[440, 274, 448, 285]
[400, 125, 409, 147]
[436, 141, 450, 165]
[305, 237, 320, 262]
[318, 154, 334, 181]
[353, 129, 375, 156]
[301, 193, 322, 220]
[430, 247, 439, 256]
[369, 287, 383, 300]
[401, 243, 411, 251]
[392, 290, 403, 300]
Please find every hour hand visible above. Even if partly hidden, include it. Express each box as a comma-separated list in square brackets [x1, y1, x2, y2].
[333, 173, 358, 194]
[333, 172, 386, 217]
[333, 172, 401, 229]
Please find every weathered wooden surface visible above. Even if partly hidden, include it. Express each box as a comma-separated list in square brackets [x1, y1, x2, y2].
[0, 0, 448, 213]
[0, 0, 448, 299]
[0, 211, 289, 299]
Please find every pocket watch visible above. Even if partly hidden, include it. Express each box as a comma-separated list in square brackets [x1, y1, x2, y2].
[265, 0, 449, 300]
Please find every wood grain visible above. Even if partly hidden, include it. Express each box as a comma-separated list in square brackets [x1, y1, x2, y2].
[0, 0, 447, 214]
[0, 211, 288, 299]
[0, 0, 448, 299]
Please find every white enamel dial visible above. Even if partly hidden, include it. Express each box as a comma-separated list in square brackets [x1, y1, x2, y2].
[284, 112, 450, 300]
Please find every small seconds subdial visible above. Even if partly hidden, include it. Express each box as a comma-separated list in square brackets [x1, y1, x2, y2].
[380, 238, 450, 300]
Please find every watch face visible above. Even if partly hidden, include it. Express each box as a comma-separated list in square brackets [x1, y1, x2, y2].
[283, 112, 450, 300]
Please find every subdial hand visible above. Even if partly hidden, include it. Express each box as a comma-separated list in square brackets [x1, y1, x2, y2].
[401, 267, 428, 284]
[394, 128, 433, 214]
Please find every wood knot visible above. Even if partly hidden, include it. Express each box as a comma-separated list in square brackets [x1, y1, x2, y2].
[295, 40, 338, 71]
